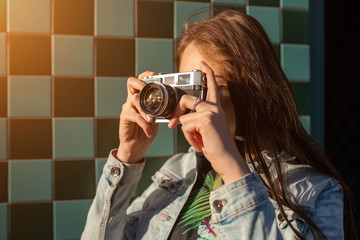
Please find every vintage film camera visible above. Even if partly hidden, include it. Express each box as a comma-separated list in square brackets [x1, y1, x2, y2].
[139, 70, 206, 123]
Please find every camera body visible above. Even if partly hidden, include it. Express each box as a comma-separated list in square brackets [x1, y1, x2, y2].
[139, 70, 205, 123]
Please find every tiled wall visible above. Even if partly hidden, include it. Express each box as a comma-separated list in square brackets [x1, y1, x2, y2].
[0, 0, 310, 239]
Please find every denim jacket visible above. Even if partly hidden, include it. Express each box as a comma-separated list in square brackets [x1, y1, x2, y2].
[82, 148, 344, 240]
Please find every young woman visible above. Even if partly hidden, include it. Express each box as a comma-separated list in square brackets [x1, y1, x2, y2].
[82, 10, 357, 240]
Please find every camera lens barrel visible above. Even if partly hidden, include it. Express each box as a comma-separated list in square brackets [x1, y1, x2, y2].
[139, 82, 182, 119]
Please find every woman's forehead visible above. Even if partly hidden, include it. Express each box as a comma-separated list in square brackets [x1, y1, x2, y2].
[179, 43, 204, 72]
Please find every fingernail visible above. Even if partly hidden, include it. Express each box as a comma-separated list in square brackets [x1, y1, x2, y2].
[145, 114, 151, 121]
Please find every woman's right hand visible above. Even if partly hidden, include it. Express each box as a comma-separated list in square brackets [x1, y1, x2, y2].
[116, 71, 159, 164]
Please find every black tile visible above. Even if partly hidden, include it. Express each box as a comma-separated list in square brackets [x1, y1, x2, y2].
[54, 160, 95, 200]
[9, 202, 53, 240]
[9, 119, 52, 159]
[290, 81, 310, 115]
[9, 35, 51, 75]
[96, 38, 135, 77]
[249, 0, 279, 7]
[96, 118, 119, 158]
[54, 77, 94, 117]
[282, 10, 309, 44]
[137, 1, 173, 38]
[0, 0, 6, 32]
[54, 0, 94, 35]
[272, 44, 280, 61]
[0, 162, 7, 202]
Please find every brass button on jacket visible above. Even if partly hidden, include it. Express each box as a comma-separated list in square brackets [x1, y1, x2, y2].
[213, 200, 223, 213]
[110, 167, 120, 177]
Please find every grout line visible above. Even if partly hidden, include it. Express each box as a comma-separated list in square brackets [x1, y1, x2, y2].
[93, 0, 97, 173]
[134, 0, 138, 38]
[6, 77, 10, 160]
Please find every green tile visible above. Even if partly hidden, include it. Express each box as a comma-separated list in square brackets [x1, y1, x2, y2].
[213, 4, 246, 16]
[0, 34, 5, 74]
[53, 118, 94, 158]
[282, 10, 309, 44]
[95, 77, 127, 117]
[54, 200, 92, 240]
[281, 0, 308, 9]
[213, 0, 245, 4]
[247, 6, 280, 43]
[136, 157, 168, 196]
[0, 162, 7, 202]
[9, 160, 52, 202]
[9, 76, 51, 117]
[95, 158, 106, 185]
[174, 1, 211, 38]
[290, 81, 310, 115]
[54, 160, 95, 200]
[0, 204, 7, 240]
[281, 44, 310, 80]
[146, 124, 174, 157]
[10, 202, 53, 239]
[0, 119, 6, 159]
[9, 0, 50, 33]
[249, 0, 279, 6]
[96, 0, 134, 36]
[299, 115, 311, 134]
[136, 38, 174, 76]
[176, 124, 191, 153]
[53, 35, 93, 76]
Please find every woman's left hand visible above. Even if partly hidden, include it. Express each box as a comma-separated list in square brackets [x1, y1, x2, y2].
[168, 61, 250, 184]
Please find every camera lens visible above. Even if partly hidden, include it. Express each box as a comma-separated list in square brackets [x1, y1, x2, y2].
[143, 87, 162, 111]
[140, 82, 183, 119]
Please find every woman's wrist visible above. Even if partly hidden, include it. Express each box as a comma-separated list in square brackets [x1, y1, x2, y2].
[216, 151, 251, 185]
[115, 147, 145, 164]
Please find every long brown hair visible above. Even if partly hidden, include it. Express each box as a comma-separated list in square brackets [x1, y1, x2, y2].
[176, 9, 358, 240]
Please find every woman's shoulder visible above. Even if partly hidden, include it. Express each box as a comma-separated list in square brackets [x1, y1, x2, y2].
[284, 162, 343, 210]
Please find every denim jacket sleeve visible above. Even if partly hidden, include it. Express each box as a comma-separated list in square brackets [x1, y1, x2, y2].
[81, 150, 145, 240]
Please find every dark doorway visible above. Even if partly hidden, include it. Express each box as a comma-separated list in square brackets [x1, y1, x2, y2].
[324, 0, 360, 230]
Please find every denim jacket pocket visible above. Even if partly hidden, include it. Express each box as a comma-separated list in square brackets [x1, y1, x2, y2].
[141, 171, 183, 211]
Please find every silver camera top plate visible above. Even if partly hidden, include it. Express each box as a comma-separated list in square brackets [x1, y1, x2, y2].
[141, 69, 203, 87]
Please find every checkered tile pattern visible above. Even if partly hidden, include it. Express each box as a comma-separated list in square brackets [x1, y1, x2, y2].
[0, 0, 311, 239]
